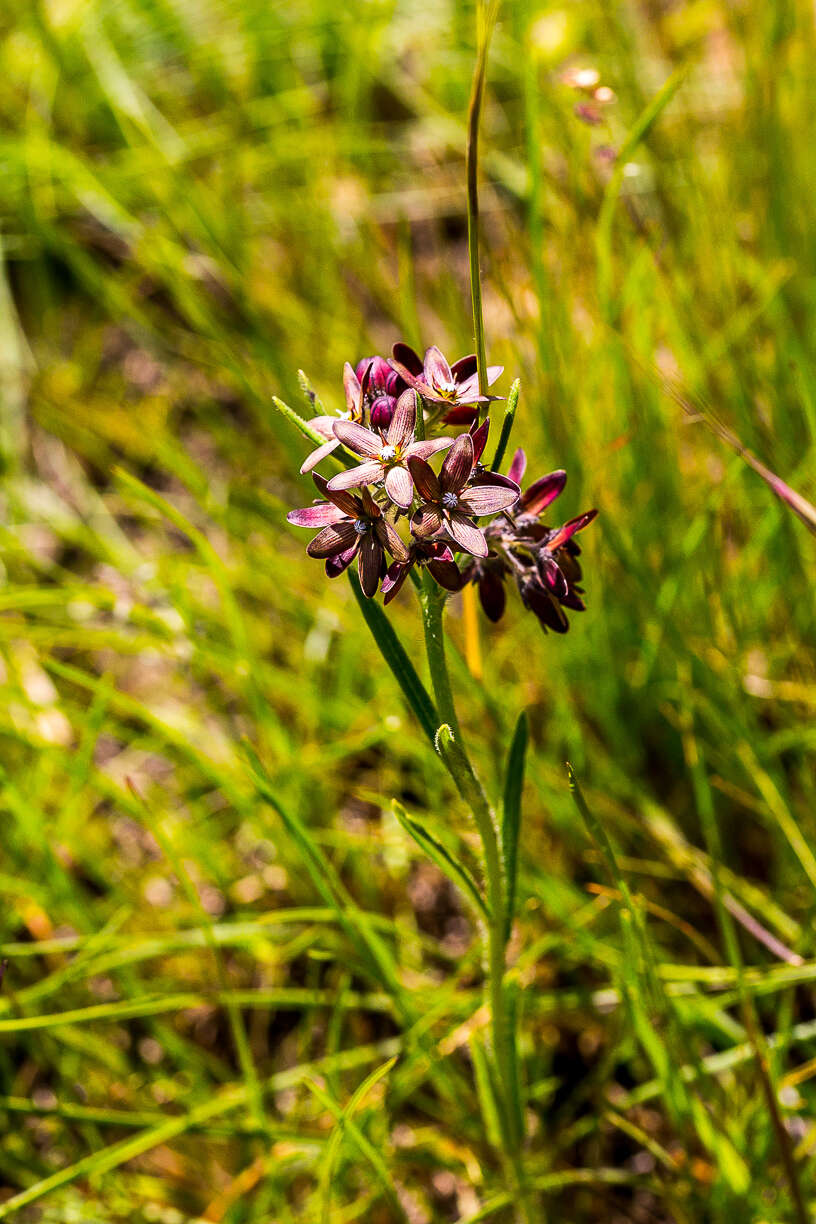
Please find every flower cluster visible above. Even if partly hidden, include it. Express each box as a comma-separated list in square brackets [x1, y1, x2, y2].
[287, 344, 596, 630]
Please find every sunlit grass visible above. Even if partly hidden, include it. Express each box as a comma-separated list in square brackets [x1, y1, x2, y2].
[0, 0, 814, 1219]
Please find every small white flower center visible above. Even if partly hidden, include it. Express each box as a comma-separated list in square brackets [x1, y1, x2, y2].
[353, 520, 368, 535]
[442, 491, 458, 510]
[380, 445, 397, 462]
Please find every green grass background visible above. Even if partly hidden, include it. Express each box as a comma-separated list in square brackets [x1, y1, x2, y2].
[0, 0, 814, 1219]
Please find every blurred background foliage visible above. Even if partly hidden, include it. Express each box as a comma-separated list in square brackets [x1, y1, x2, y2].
[0, 0, 814, 1219]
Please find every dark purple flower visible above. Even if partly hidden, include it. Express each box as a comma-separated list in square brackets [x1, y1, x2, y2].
[381, 540, 462, 605]
[460, 448, 597, 632]
[409, 434, 519, 557]
[301, 361, 373, 474]
[389, 343, 504, 425]
[327, 390, 451, 510]
[287, 474, 409, 597]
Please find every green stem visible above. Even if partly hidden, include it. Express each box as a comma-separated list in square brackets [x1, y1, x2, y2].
[419, 576, 532, 1219]
[466, 1, 498, 403]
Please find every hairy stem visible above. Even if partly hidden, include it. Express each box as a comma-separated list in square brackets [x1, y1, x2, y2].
[419, 576, 532, 1219]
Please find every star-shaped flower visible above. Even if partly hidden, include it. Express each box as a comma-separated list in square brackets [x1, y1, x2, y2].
[287, 474, 409, 597]
[327, 390, 451, 509]
[409, 433, 519, 556]
[389, 343, 504, 424]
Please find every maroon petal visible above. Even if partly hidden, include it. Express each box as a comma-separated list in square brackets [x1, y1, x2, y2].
[385, 464, 414, 509]
[520, 470, 568, 515]
[312, 472, 362, 517]
[327, 461, 384, 492]
[478, 571, 506, 622]
[472, 469, 520, 492]
[507, 448, 526, 485]
[523, 581, 569, 632]
[446, 512, 488, 557]
[374, 517, 410, 562]
[357, 533, 383, 597]
[407, 457, 441, 502]
[450, 355, 477, 382]
[326, 546, 357, 578]
[307, 520, 360, 558]
[391, 342, 424, 377]
[333, 420, 380, 457]
[442, 403, 479, 426]
[539, 554, 569, 598]
[440, 434, 475, 493]
[470, 418, 490, 464]
[458, 484, 519, 515]
[560, 589, 587, 611]
[423, 345, 453, 388]
[287, 502, 347, 528]
[300, 437, 340, 474]
[548, 508, 598, 550]
[387, 389, 417, 448]
[382, 560, 411, 604]
[427, 557, 462, 592]
[407, 437, 452, 461]
[343, 362, 362, 416]
[411, 503, 443, 537]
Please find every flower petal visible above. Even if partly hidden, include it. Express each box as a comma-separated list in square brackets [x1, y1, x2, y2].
[300, 437, 340, 474]
[442, 403, 479, 425]
[454, 373, 480, 402]
[486, 364, 504, 387]
[391, 342, 424, 377]
[440, 433, 474, 493]
[326, 546, 357, 578]
[446, 512, 488, 556]
[308, 415, 339, 440]
[423, 345, 453, 388]
[307, 521, 360, 558]
[333, 420, 381, 457]
[450, 355, 477, 383]
[312, 472, 361, 517]
[470, 418, 490, 464]
[539, 554, 569, 598]
[384, 463, 414, 509]
[343, 362, 362, 416]
[427, 557, 462, 592]
[407, 437, 452, 461]
[507, 448, 526, 485]
[382, 560, 411, 604]
[478, 570, 506, 622]
[357, 533, 383, 597]
[386, 389, 416, 448]
[458, 484, 519, 515]
[327, 461, 384, 492]
[287, 501, 347, 528]
[548, 507, 598, 550]
[374, 517, 410, 562]
[520, 470, 567, 515]
[411, 503, 443, 537]
[407, 456, 441, 502]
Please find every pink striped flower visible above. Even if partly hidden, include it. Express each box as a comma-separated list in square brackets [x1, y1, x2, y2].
[327, 390, 452, 510]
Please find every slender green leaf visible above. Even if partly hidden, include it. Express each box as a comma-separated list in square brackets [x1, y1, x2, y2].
[502, 709, 527, 940]
[349, 569, 439, 744]
[393, 800, 488, 920]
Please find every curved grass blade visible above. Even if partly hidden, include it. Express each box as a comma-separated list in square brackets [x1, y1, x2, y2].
[393, 800, 488, 921]
[502, 709, 528, 941]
